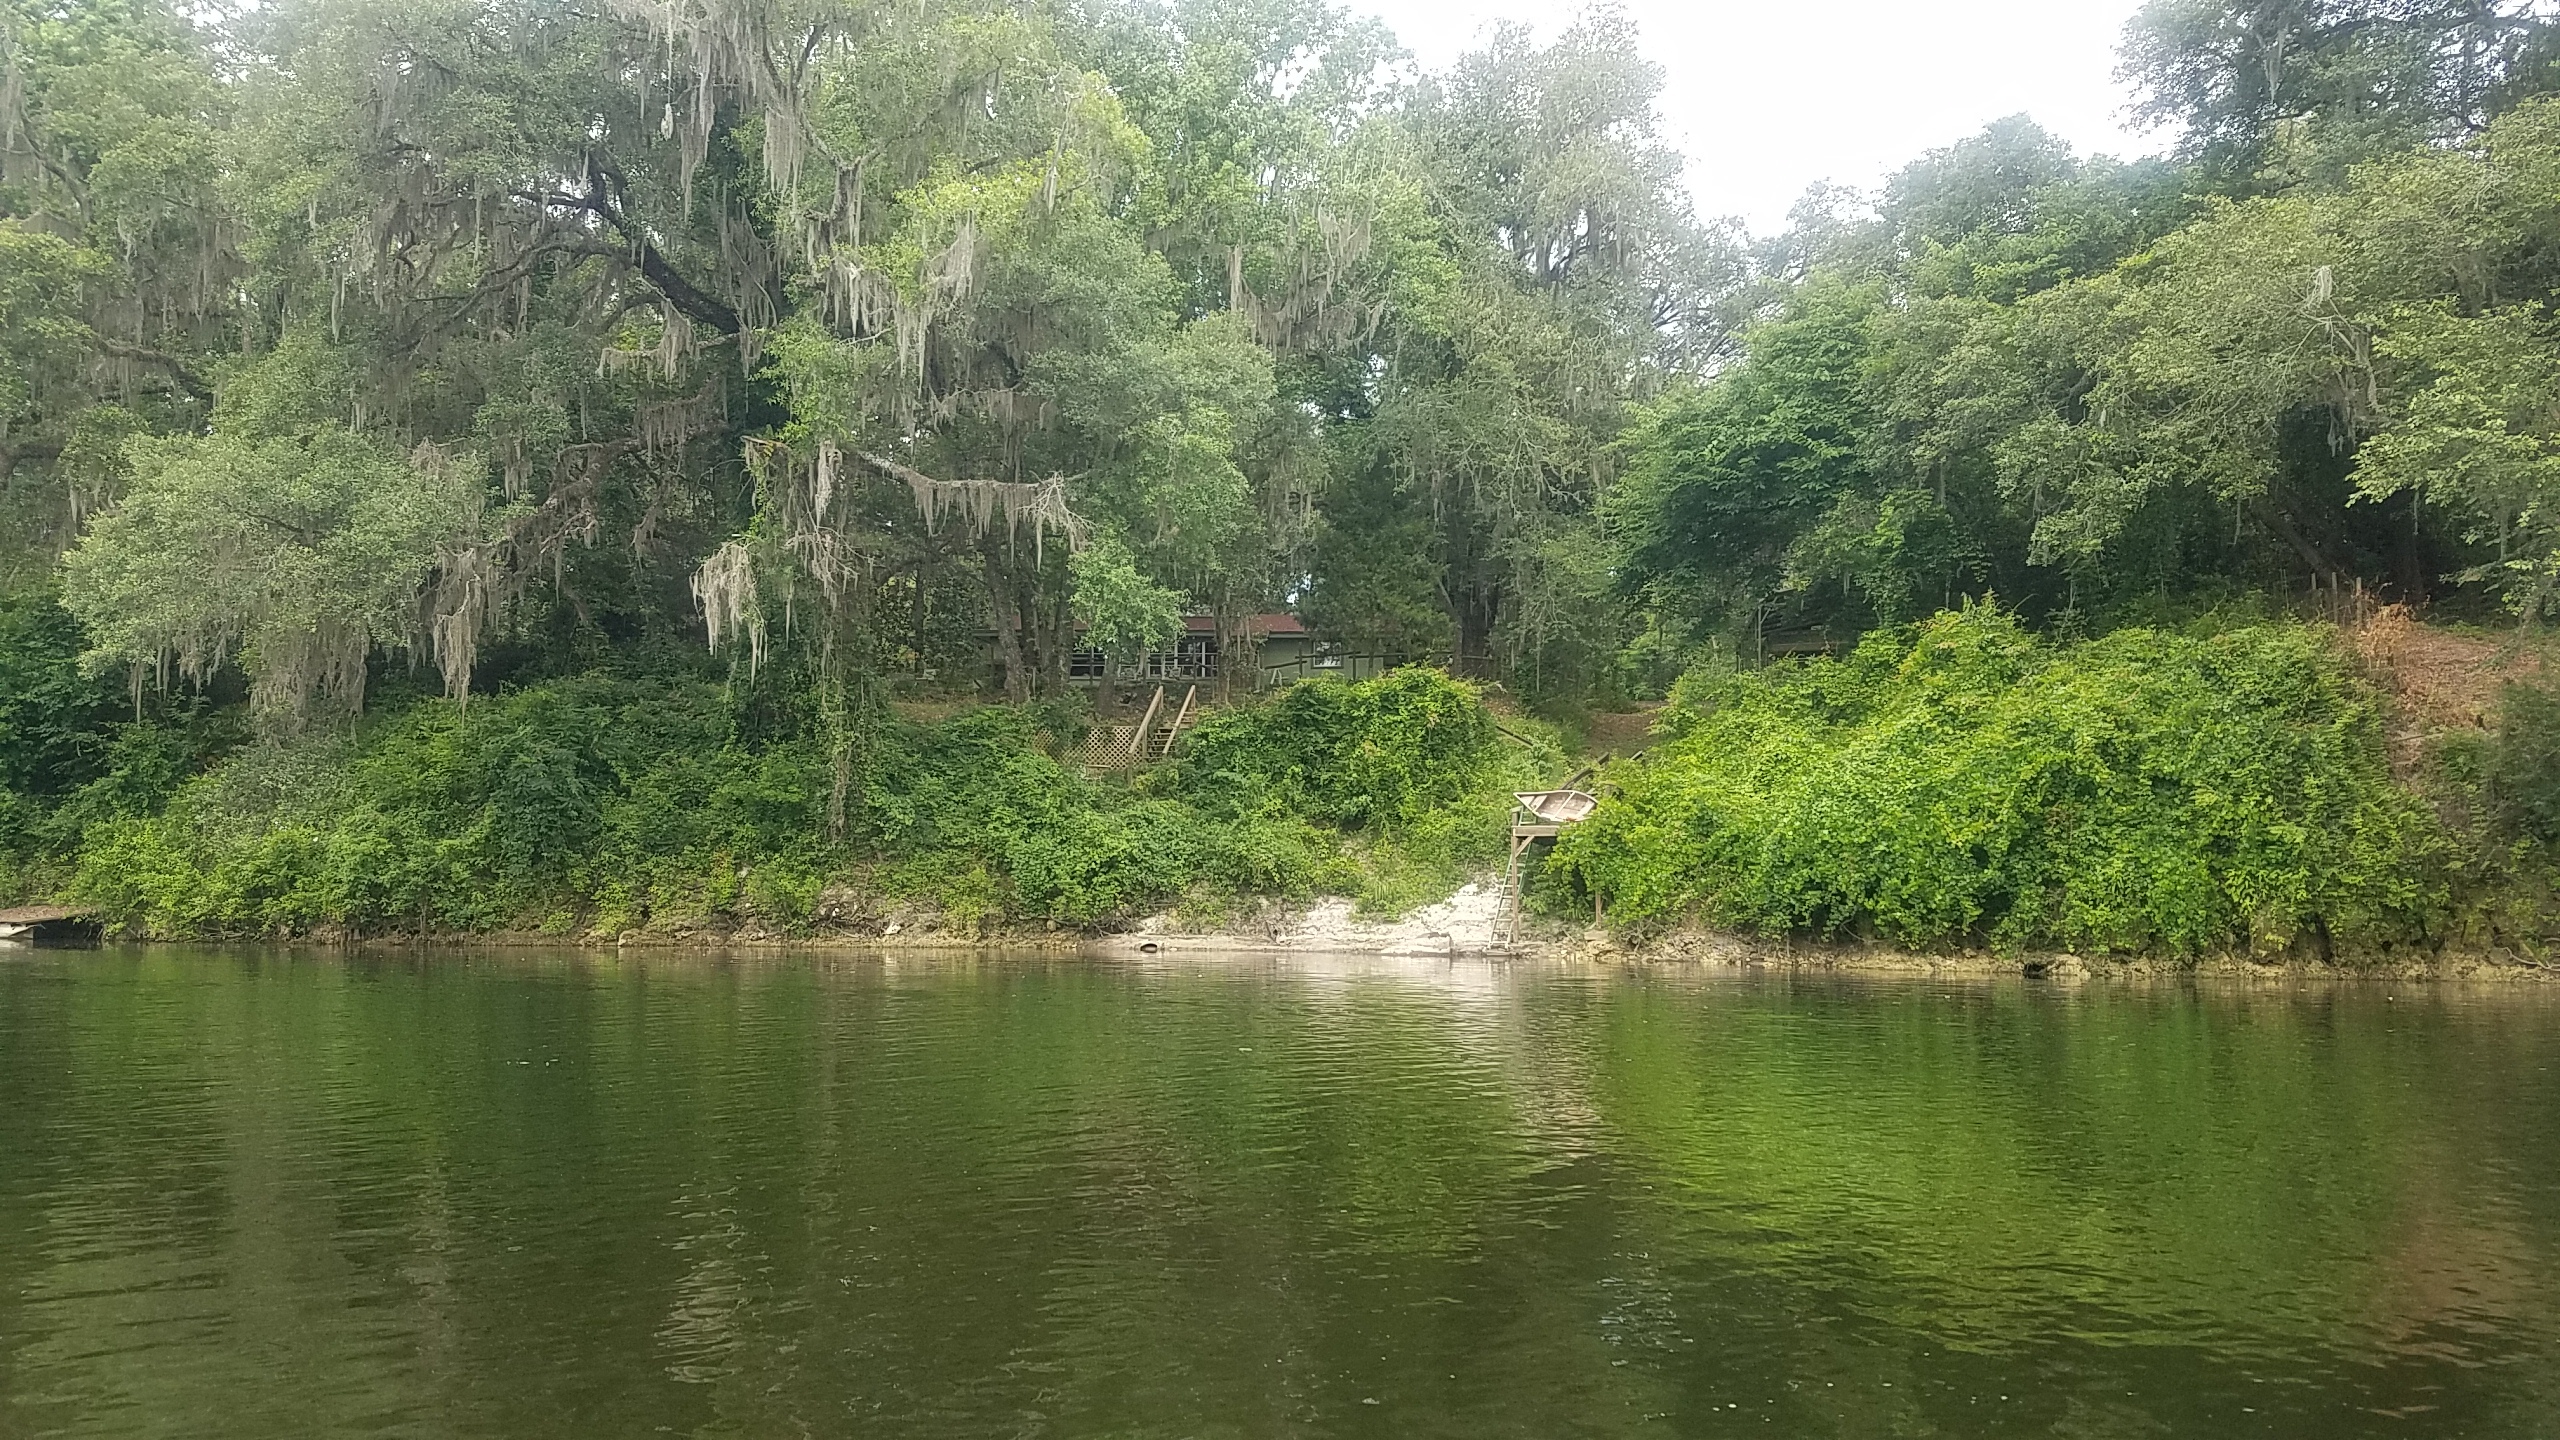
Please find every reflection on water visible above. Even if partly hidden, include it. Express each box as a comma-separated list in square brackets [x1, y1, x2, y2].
[1, 948, 2557, 1437]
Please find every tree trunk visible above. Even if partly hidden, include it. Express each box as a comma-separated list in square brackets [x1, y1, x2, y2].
[983, 536, 1029, 704]
[1037, 586, 1071, 698]
[1451, 581, 1500, 679]
[1439, 507, 1502, 679]
[912, 557, 932, 673]
[2394, 490, 2426, 605]
[1218, 611, 1251, 702]
[1013, 568, 1059, 699]
[2249, 495, 2332, 583]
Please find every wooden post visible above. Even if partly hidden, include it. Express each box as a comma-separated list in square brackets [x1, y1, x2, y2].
[1133, 685, 1165, 762]
[1162, 684, 1197, 756]
[1502, 826, 1527, 950]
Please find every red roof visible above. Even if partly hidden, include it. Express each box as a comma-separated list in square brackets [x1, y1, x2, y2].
[1018, 614, 1312, 641]
[1184, 613, 1308, 638]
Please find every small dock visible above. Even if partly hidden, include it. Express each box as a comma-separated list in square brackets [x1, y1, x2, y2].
[0, 905, 102, 945]
[1492, 788, 1599, 949]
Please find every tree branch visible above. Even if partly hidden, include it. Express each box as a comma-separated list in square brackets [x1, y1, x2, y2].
[524, 158, 745, 335]
[92, 337, 213, 404]
[0, 440, 64, 490]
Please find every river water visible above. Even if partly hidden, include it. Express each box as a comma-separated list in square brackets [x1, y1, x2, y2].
[2, 949, 2557, 1438]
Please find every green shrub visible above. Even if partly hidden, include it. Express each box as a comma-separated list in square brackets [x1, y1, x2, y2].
[1004, 802, 1203, 924]
[2484, 680, 2560, 843]
[1197, 814, 1351, 898]
[1550, 606, 2449, 957]
[1171, 668, 1546, 915]
[0, 587, 237, 894]
[0, 589, 122, 801]
[1175, 668, 1499, 830]
[49, 660, 1534, 936]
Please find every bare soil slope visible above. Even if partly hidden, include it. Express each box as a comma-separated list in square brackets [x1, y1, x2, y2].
[2350, 606, 2544, 773]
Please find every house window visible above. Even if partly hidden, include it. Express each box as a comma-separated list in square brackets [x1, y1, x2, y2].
[1068, 649, 1108, 680]
[1146, 636, 1219, 680]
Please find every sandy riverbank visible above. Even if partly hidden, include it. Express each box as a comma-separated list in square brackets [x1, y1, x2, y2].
[269, 882, 2559, 982]
[1090, 892, 2555, 981]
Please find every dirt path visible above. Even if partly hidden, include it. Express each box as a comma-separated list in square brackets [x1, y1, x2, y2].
[2350, 606, 2544, 773]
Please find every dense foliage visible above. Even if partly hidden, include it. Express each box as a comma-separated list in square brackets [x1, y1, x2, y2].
[1614, 3, 2560, 653]
[1174, 668, 1498, 829]
[2, 0, 1719, 725]
[47, 668, 1527, 937]
[1549, 608, 2448, 957]
[15, 0, 2560, 951]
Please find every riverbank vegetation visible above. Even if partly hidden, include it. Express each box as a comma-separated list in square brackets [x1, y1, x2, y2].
[1549, 607, 2453, 958]
[13, 661, 1548, 938]
[14, 0, 2560, 956]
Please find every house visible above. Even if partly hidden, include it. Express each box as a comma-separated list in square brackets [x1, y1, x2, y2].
[979, 613, 1399, 694]
[1054, 614, 1396, 691]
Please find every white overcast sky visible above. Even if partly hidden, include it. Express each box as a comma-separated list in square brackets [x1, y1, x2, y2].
[1349, 0, 2163, 236]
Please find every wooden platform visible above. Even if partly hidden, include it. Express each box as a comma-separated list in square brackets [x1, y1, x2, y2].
[0, 905, 101, 942]
[1494, 790, 1600, 949]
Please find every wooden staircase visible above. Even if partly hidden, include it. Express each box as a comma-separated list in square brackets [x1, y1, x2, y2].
[1073, 684, 1201, 773]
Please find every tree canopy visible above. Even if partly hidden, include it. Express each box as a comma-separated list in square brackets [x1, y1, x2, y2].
[11, 0, 2560, 731]
[2, 0, 1736, 735]
[1614, 6, 2560, 658]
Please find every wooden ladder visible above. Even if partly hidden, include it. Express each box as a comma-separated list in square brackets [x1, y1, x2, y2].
[1487, 870, 1518, 951]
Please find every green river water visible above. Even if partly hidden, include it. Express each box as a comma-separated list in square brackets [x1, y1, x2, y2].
[2, 947, 2557, 1438]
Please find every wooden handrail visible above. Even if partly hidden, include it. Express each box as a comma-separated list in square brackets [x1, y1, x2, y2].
[1162, 684, 1197, 756]
[1134, 684, 1165, 752]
